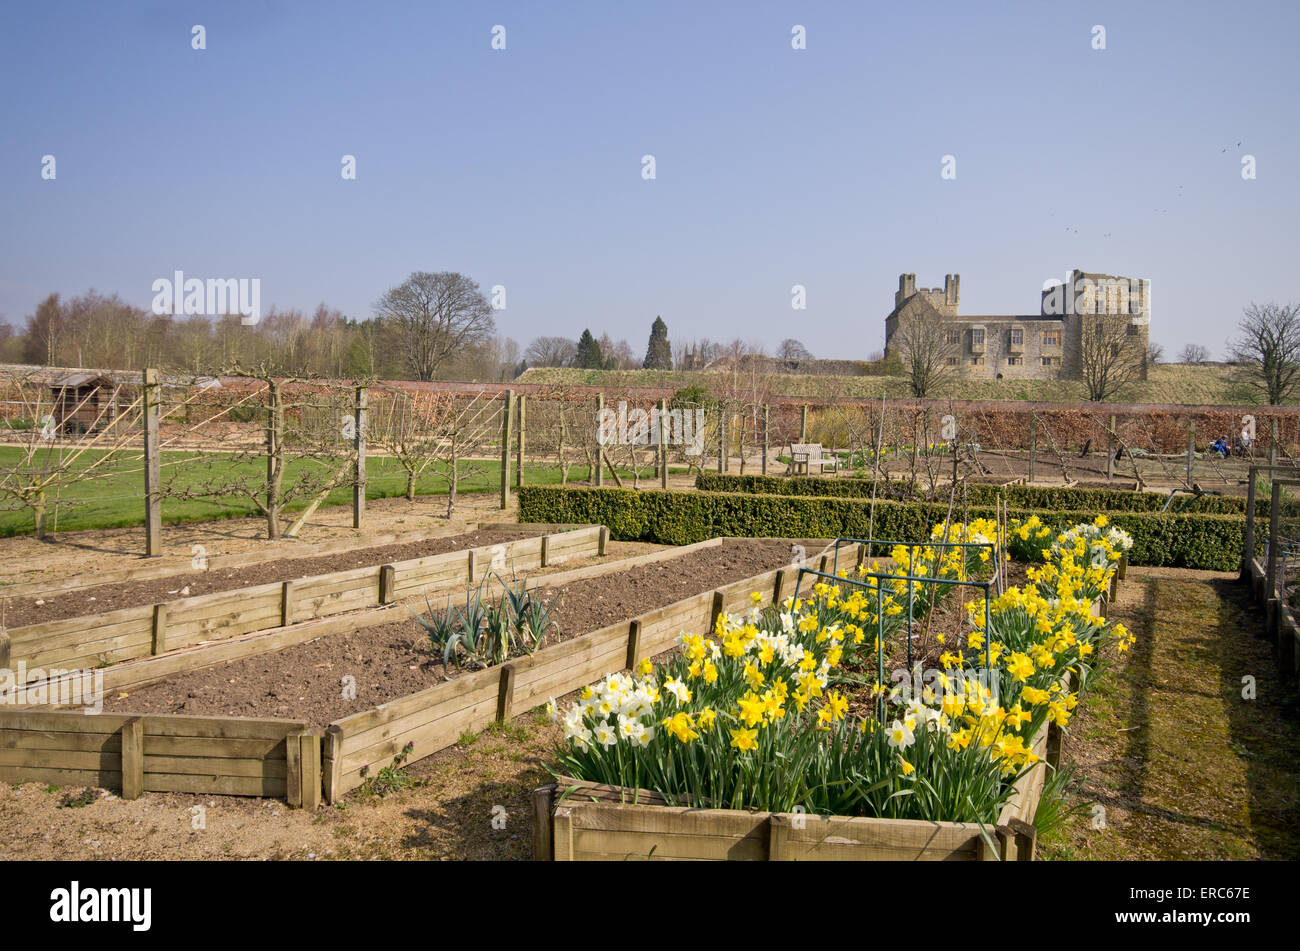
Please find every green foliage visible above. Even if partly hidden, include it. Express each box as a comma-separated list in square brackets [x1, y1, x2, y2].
[643, 316, 673, 370]
[410, 573, 551, 672]
[695, 471, 1296, 520]
[574, 329, 606, 370]
[517, 484, 1246, 570]
[359, 742, 421, 797]
[56, 788, 98, 808]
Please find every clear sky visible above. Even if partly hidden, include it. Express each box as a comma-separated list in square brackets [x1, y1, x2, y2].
[2, 0, 1297, 361]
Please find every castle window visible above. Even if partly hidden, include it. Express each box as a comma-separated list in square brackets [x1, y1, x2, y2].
[970, 356, 984, 366]
[945, 330, 960, 345]
[946, 357, 958, 366]
[1041, 356, 1060, 367]
[970, 328, 985, 347]
[1007, 356, 1022, 366]
[1042, 330, 1061, 347]
[1010, 328, 1023, 347]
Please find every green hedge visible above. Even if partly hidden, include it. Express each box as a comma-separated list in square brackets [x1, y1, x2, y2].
[519, 485, 1245, 571]
[694, 471, 1287, 519]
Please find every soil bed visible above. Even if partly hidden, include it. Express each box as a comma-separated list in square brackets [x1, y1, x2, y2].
[1, 528, 542, 628]
[100, 539, 794, 730]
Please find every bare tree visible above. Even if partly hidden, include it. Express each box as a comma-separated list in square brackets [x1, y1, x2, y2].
[374, 272, 495, 382]
[891, 310, 957, 398]
[1228, 301, 1300, 405]
[1178, 343, 1210, 365]
[776, 338, 813, 362]
[1146, 341, 1165, 366]
[524, 336, 577, 368]
[1079, 316, 1146, 402]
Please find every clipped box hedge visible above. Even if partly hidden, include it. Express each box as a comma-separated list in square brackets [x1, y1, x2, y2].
[695, 471, 1287, 519]
[518, 485, 1245, 571]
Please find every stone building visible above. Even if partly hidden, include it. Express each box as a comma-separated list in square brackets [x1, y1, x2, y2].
[883, 269, 1151, 381]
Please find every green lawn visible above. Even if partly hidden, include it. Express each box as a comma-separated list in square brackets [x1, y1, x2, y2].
[0, 447, 686, 536]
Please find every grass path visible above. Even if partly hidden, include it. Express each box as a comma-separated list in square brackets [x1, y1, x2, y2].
[1042, 569, 1300, 859]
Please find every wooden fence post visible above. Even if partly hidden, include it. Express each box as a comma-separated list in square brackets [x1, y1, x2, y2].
[121, 718, 144, 801]
[531, 784, 556, 861]
[1243, 471, 1257, 577]
[772, 568, 786, 605]
[379, 564, 395, 604]
[1186, 419, 1195, 486]
[300, 733, 321, 810]
[353, 386, 367, 529]
[1106, 414, 1115, 481]
[281, 581, 295, 627]
[500, 390, 515, 509]
[150, 604, 168, 655]
[598, 525, 609, 556]
[516, 395, 526, 489]
[800, 405, 808, 442]
[709, 591, 725, 634]
[467, 549, 477, 583]
[286, 730, 303, 808]
[626, 619, 642, 670]
[594, 394, 604, 487]
[143, 368, 162, 557]
[1270, 417, 1278, 467]
[658, 399, 668, 489]
[496, 663, 517, 724]
[762, 404, 769, 476]
[1028, 415, 1036, 483]
[540, 535, 550, 568]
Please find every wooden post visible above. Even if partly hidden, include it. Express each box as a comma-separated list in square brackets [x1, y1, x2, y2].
[516, 395, 526, 489]
[142, 369, 162, 557]
[1270, 417, 1279, 467]
[1243, 471, 1257, 577]
[552, 806, 574, 861]
[773, 568, 786, 605]
[379, 564, 396, 604]
[299, 733, 321, 810]
[709, 591, 725, 634]
[496, 663, 517, 724]
[598, 525, 610, 556]
[150, 604, 168, 655]
[540, 535, 550, 568]
[500, 390, 514, 509]
[286, 731, 303, 808]
[800, 405, 808, 442]
[467, 549, 477, 583]
[626, 619, 642, 670]
[280, 580, 295, 627]
[1266, 481, 1282, 600]
[1186, 419, 1195, 486]
[352, 386, 367, 528]
[594, 394, 604, 487]
[658, 399, 668, 489]
[1028, 415, 1036, 483]
[1106, 414, 1115, 481]
[717, 416, 725, 473]
[531, 784, 556, 861]
[762, 404, 769, 476]
[121, 718, 144, 801]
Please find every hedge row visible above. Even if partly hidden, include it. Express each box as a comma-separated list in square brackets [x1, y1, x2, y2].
[694, 471, 1291, 519]
[518, 485, 1246, 571]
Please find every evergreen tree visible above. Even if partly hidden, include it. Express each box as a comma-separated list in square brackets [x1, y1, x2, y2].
[574, 328, 605, 369]
[642, 316, 673, 370]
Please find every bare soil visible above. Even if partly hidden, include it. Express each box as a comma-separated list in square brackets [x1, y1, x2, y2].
[99, 539, 794, 730]
[1, 527, 541, 628]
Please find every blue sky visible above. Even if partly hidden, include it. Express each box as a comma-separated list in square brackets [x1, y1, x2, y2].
[1, 0, 1297, 361]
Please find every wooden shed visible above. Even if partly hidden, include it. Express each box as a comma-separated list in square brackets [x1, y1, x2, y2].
[49, 371, 117, 435]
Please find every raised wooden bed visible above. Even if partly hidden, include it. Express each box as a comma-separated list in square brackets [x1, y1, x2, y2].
[0, 527, 601, 678]
[532, 771, 1040, 861]
[319, 551, 821, 802]
[0, 710, 319, 807]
